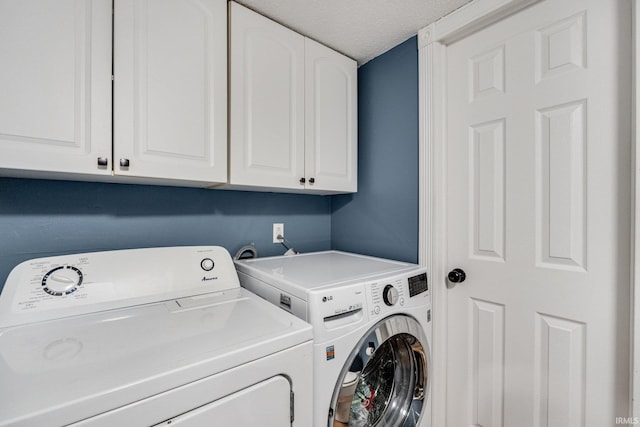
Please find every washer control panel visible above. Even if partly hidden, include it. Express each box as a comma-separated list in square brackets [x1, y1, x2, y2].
[369, 269, 429, 318]
[0, 246, 240, 328]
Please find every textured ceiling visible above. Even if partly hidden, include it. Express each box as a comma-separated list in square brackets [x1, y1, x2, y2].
[233, 0, 471, 66]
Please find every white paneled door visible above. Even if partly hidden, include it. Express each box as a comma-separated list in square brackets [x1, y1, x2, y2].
[445, 0, 631, 426]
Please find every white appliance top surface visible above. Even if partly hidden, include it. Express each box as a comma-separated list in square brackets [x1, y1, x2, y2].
[0, 246, 245, 328]
[235, 251, 418, 297]
[0, 247, 312, 426]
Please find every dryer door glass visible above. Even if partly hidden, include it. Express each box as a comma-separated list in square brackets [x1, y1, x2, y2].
[330, 315, 429, 427]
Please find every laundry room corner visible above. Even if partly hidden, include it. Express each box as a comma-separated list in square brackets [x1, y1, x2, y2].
[331, 36, 420, 264]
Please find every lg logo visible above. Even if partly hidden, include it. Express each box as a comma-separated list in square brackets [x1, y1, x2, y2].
[322, 295, 333, 302]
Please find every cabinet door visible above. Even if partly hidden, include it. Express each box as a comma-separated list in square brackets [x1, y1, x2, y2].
[113, 0, 227, 186]
[305, 38, 357, 193]
[0, 0, 112, 177]
[229, 2, 305, 190]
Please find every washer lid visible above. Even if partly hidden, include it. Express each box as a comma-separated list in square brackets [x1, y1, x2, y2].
[0, 288, 312, 427]
[235, 251, 417, 299]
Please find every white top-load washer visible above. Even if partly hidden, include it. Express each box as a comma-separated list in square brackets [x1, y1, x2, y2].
[235, 251, 432, 427]
[0, 246, 313, 427]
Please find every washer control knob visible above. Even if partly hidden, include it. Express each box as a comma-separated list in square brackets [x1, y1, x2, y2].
[42, 266, 83, 296]
[382, 284, 399, 306]
[200, 258, 215, 271]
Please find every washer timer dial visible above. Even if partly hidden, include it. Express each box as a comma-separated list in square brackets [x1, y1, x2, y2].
[382, 284, 399, 306]
[42, 266, 83, 296]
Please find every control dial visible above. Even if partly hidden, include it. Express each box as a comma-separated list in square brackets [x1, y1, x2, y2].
[382, 284, 399, 306]
[42, 266, 83, 296]
[201, 258, 215, 271]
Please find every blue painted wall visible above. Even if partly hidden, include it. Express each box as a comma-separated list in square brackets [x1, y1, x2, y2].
[0, 178, 331, 291]
[331, 37, 419, 264]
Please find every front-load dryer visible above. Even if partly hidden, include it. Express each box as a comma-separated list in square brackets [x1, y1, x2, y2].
[235, 251, 432, 427]
[0, 246, 313, 427]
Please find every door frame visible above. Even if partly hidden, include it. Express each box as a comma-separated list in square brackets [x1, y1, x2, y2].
[633, 0, 639, 417]
[416, 0, 638, 423]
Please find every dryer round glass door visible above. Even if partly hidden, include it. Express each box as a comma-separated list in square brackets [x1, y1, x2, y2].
[329, 315, 430, 427]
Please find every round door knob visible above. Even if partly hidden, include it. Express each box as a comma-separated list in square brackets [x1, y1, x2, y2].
[448, 268, 466, 284]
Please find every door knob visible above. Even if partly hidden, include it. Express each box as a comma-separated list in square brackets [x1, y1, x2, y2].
[448, 268, 466, 284]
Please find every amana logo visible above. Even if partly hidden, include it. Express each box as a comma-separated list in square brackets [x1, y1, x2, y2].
[201, 276, 218, 282]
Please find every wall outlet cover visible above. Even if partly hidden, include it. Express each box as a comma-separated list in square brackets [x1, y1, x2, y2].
[273, 223, 284, 243]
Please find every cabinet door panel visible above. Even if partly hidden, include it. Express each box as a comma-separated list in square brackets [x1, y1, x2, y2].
[305, 38, 357, 193]
[0, 0, 112, 176]
[114, 0, 226, 185]
[229, 2, 305, 189]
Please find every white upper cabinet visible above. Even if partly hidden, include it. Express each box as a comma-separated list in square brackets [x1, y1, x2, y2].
[229, 2, 357, 194]
[0, 0, 227, 187]
[229, 2, 305, 190]
[114, 0, 227, 186]
[305, 38, 357, 193]
[1, 0, 353, 192]
[0, 0, 112, 177]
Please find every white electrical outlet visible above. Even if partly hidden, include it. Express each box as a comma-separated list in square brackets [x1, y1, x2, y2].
[273, 223, 284, 243]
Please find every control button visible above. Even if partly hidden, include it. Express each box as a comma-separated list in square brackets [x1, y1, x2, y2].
[382, 284, 399, 306]
[374, 306, 380, 314]
[399, 298, 405, 306]
[201, 258, 214, 271]
[42, 266, 83, 296]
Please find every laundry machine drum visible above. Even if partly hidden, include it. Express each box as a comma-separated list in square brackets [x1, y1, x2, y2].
[329, 315, 430, 427]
